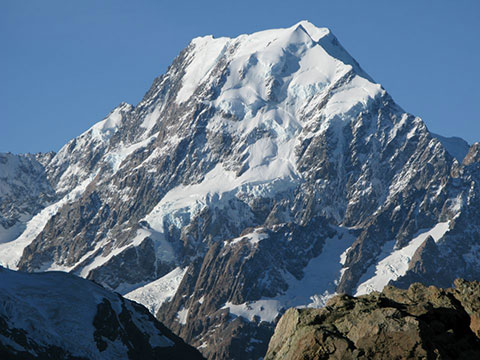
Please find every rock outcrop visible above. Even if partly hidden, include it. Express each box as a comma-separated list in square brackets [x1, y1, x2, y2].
[266, 280, 480, 360]
[463, 142, 480, 166]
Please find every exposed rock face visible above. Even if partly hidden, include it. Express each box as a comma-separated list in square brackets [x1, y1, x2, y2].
[0, 152, 56, 244]
[0, 266, 204, 360]
[463, 142, 480, 166]
[266, 280, 480, 360]
[0, 21, 479, 359]
[431, 133, 470, 162]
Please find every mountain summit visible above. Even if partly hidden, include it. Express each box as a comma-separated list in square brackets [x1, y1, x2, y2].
[1, 22, 479, 359]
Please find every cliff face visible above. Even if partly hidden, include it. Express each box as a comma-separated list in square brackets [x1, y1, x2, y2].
[266, 279, 480, 360]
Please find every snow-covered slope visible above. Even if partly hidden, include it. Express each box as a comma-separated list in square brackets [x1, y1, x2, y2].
[1, 21, 479, 359]
[0, 266, 203, 359]
[125, 267, 187, 315]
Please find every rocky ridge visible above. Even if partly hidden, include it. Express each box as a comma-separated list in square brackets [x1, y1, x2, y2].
[0, 266, 204, 360]
[266, 279, 480, 360]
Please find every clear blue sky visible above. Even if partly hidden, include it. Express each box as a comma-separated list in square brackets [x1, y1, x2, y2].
[1, 0, 479, 153]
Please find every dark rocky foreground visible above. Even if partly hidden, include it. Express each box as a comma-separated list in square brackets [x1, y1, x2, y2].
[0, 267, 204, 360]
[266, 279, 480, 359]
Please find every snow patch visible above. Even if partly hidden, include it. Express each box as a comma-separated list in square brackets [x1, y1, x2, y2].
[125, 267, 187, 315]
[229, 228, 268, 246]
[176, 307, 189, 325]
[355, 222, 450, 296]
[223, 300, 282, 323]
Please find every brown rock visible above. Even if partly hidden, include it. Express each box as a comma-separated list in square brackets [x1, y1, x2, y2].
[266, 280, 480, 360]
[463, 142, 480, 166]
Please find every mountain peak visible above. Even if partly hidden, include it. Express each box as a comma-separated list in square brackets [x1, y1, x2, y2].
[190, 21, 330, 45]
[176, 20, 379, 108]
[292, 20, 330, 42]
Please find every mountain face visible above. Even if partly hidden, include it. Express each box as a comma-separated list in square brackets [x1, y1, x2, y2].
[0, 266, 204, 359]
[0, 153, 55, 245]
[265, 279, 480, 359]
[0, 21, 479, 359]
[431, 133, 470, 162]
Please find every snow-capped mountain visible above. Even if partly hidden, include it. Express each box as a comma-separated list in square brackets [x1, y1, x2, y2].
[0, 266, 204, 359]
[1, 21, 479, 359]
